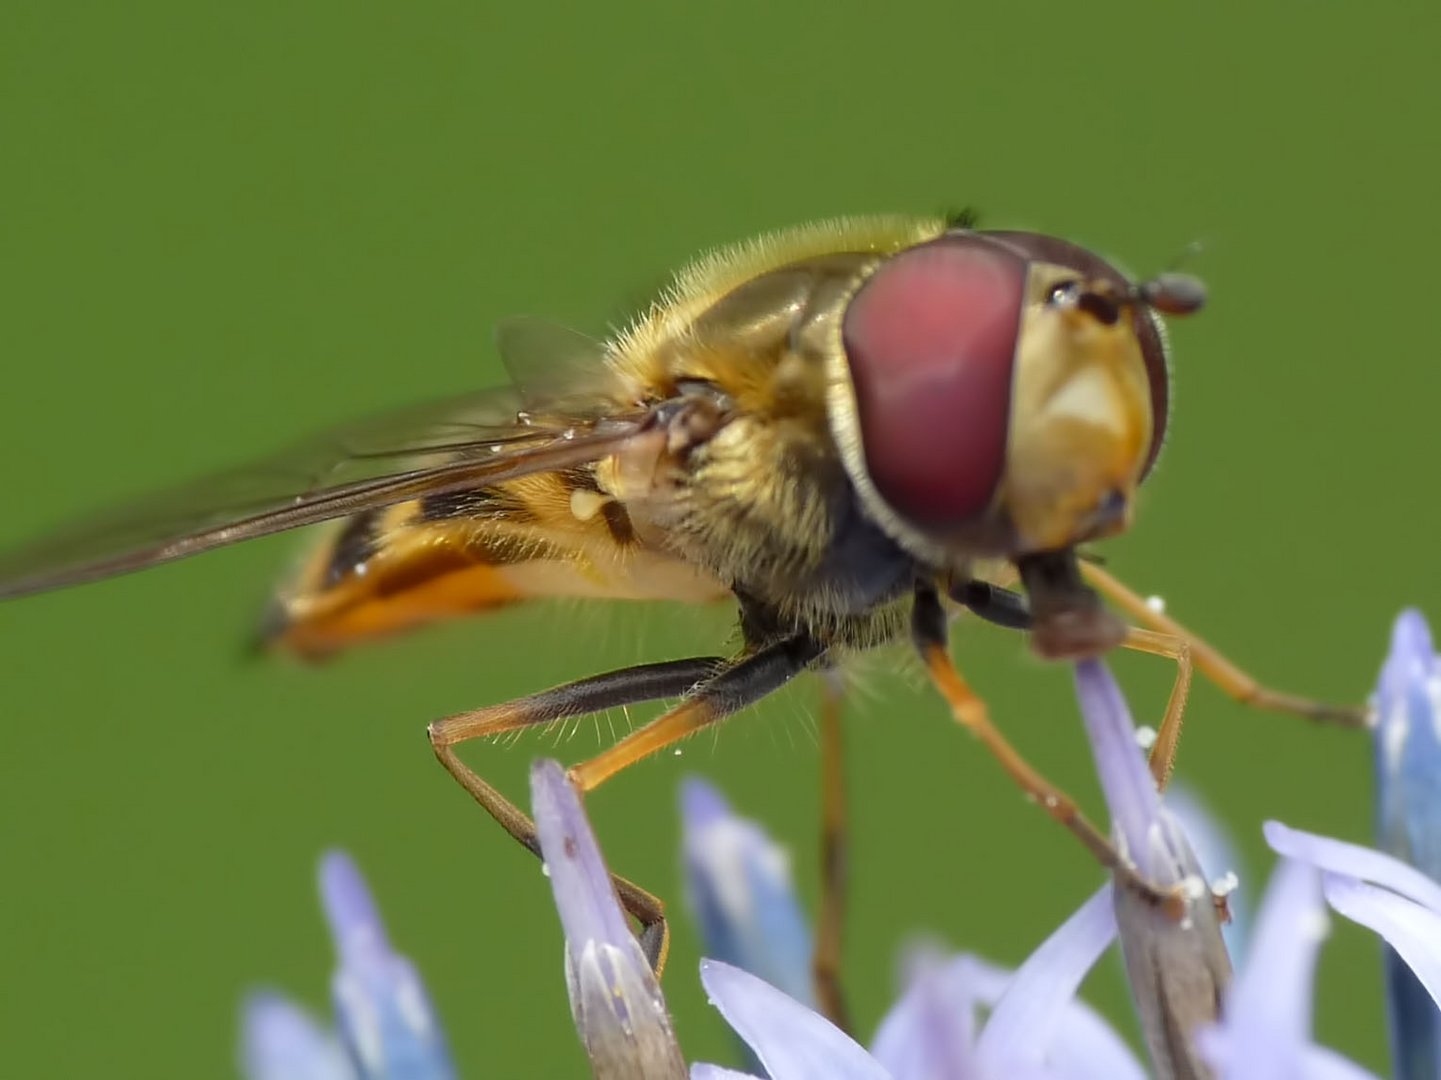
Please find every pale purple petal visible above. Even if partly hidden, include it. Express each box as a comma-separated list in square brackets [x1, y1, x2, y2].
[681, 777, 814, 1007]
[1376, 609, 1436, 733]
[1324, 874, 1441, 1008]
[1372, 607, 1441, 1079]
[1373, 610, 1441, 873]
[978, 884, 1145, 1080]
[531, 760, 686, 1079]
[896, 950, 1141, 1079]
[240, 991, 355, 1080]
[1199, 858, 1327, 1078]
[1264, 821, 1441, 913]
[1045, 1003, 1151, 1080]
[690, 1068, 763, 1080]
[869, 948, 980, 1079]
[1199, 1027, 1382, 1080]
[320, 853, 455, 1080]
[954, 954, 1011, 1005]
[1073, 659, 1159, 866]
[322, 853, 387, 962]
[977, 886, 1113, 1053]
[870, 930, 1140, 1080]
[698, 960, 892, 1080]
[532, 759, 635, 953]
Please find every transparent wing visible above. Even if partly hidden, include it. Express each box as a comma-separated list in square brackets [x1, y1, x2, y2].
[0, 382, 652, 600]
[494, 316, 619, 410]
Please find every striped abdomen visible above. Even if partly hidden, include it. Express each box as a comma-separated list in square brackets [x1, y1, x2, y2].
[260, 466, 725, 659]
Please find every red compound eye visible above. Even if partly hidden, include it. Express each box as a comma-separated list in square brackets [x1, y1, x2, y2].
[841, 236, 1026, 528]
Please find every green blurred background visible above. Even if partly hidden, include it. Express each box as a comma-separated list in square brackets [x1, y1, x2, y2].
[2, 2, 1438, 1075]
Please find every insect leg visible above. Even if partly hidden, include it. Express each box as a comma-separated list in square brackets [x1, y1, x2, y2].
[1119, 628, 1194, 789]
[813, 669, 853, 1033]
[428, 656, 724, 972]
[1080, 562, 1367, 727]
[951, 577, 1195, 787]
[949, 578, 1034, 630]
[911, 583, 1172, 904]
[569, 635, 827, 792]
[559, 634, 825, 970]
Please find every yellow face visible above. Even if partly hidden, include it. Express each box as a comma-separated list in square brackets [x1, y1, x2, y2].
[833, 228, 1182, 571]
[1000, 263, 1159, 553]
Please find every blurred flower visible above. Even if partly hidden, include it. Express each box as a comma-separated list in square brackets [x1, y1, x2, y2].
[693, 959, 886, 1080]
[680, 658, 1227, 1077]
[239, 851, 455, 1080]
[241, 993, 353, 1080]
[681, 730, 1147, 1079]
[872, 887, 1147, 1080]
[1197, 851, 1375, 1079]
[531, 759, 687, 1079]
[690, 801, 1441, 1080]
[243, 612, 1441, 1078]
[1372, 608, 1441, 1077]
[680, 776, 814, 1008]
[1197, 816, 1441, 1079]
[1269, 821, 1441, 1011]
[693, 883, 1146, 1080]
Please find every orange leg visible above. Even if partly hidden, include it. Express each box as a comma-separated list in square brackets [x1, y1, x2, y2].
[954, 576, 1193, 787]
[568, 637, 825, 792]
[430, 638, 824, 973]
[428, 657, 721, 971]
[1083, 562, 1367, 727]
[812, 671, 852, 1033]
[1113, 627, 1239, 925]
[1119, 627, 1193, 789]
[912, 585, 1174, 906]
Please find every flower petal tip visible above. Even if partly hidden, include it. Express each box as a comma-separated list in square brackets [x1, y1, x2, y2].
[240, 991, 352, 1080]
[531, 757, 635, 954]
[1262, 819, 1296, 851]
[682, 781, 814, 1008]
[1390, 609, 1435, 665]
[698, 960, 889, 1080]
[680, 775, 732, 829]
[318, 850, 388, 963]
[1377, 609, 1437, 730]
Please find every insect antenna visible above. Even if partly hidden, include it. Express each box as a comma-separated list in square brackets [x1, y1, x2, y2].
[1130, 239, 1209, 316]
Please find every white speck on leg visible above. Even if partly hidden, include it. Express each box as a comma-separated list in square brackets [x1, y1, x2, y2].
[1211, 870, 1239, 897]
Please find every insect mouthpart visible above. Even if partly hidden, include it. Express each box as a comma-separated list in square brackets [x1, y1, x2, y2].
[1017, 548, 1127, 660]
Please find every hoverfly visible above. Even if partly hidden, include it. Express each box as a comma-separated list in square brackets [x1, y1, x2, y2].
[0, 215, 1363, 1027]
